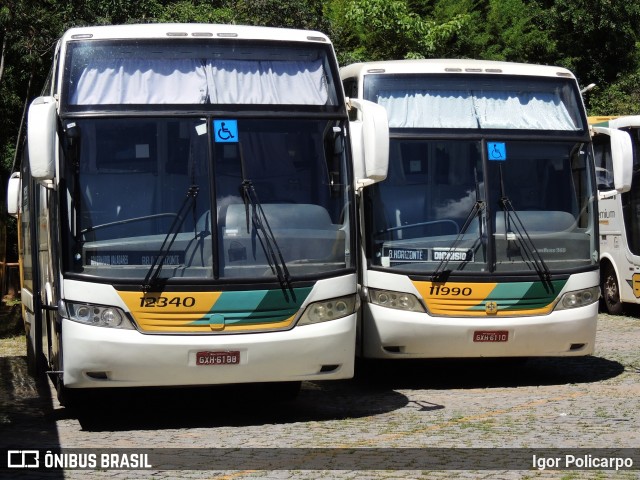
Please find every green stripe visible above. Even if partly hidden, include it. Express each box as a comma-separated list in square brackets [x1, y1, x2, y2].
[470, 280, 566, 311]
[189, 287, 312, 326]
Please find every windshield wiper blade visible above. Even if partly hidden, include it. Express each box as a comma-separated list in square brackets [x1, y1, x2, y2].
[497, 165, 550, 281]
[431, 198, 484, 281]
[432, 167, 485, 281]
[499, 196, 551, 281]
[242, 180, 294, 302]
[142, 185, 199, 292]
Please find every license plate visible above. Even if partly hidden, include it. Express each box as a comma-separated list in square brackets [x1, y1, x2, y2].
[473, 330, 509, 342]
[196, 351, 240, 365]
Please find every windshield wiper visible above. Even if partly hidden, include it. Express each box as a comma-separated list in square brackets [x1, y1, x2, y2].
[432, 168, 485, 281]
[431, 200, 485, 281]
[241, 179, 294, 302]
[497, 164, 550, 281]
[235, 144, 293, 301]
[142, 185, 199, 292]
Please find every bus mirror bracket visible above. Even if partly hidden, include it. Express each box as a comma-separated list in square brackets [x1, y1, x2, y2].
[6, 172, 21, 217]
[347, 98, 389, 190]
[27, 96, 58, 180]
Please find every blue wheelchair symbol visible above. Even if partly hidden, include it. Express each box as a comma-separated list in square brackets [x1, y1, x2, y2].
[214, 120, 238, 143]
[487, 142, 506, 161]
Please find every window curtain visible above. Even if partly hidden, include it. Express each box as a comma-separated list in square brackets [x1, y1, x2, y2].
[70, 58, 329, 105]
[377, 89, 578, 130]
[206, 60, 328, 105]
[71, 59, 209, 105]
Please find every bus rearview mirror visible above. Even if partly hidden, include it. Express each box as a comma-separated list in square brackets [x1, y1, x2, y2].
[347, 98, 389, 189]
[27, 96, 57, 180]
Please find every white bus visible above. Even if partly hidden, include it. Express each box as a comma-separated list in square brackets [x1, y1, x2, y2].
[6, 24, 388, 405]
[340, 59, 628, 360]
[590, 116, 638, 314]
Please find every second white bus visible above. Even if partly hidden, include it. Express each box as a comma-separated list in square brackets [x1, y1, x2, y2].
[590, 115, 636, 314]
[341, 59, 629, 359]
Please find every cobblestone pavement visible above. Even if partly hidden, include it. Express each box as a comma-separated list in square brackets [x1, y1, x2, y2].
[1, 312, 639, 479]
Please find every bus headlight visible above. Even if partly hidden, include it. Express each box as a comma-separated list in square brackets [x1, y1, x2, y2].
[298, 295, 359, 325]
[368, 288, 426, 312]
[556, 287, 600, 310]
[64, 301, 135, 329]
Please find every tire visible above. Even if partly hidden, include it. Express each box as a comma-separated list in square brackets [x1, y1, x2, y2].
[601, 264, 624, 315]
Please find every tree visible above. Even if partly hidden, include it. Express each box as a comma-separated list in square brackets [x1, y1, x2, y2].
[540, 0, 640, 88]
[335, 0, 469, 63]
[587, 71, 640, 116]
[230, 0, 330, 30]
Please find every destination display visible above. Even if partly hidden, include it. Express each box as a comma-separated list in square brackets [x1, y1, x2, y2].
[383, 247, 473, 266]
[85, 251, 186, 266]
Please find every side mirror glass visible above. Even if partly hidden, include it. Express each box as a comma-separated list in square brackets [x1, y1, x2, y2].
[347, 98, 389, 189]
[6, 172, 21, 216]
[27, 96, 57, 180]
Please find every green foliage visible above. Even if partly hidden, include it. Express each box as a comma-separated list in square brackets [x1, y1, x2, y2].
[153, 1, 234, 24]
[428, 0, 557, 63]
[342, 0, 468, 61]
[542, 0, 640, 87]
[587, 70, 640, 117]
[230, 0, 330, 30]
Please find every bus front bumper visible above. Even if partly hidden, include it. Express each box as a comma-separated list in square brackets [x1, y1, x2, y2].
[361, 302, 598, 359]
[61, 315, 355, 388]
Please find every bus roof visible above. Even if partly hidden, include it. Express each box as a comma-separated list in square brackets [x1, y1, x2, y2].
[340, 59, 576, 81]
[588, 116, 640, 128]
[60, 23, 332, 45]
[605, 116, 640, 129]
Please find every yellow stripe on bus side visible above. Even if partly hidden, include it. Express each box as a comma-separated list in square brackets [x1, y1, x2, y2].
[413, 281, 556, 317]
[118, 291, 221, 332]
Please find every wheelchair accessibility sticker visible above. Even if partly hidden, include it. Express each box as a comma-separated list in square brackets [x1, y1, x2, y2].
[214, 120, 238, 143]
[487, 142, 506, 161]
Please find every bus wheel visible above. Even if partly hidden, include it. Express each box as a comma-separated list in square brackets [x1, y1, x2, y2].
[602, 265, 623, 315]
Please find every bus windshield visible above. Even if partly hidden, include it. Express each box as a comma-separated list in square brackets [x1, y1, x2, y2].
[366, 138, 595, 274]
[64, 116, 352, 281]
[362, 73, 595, 276]
[61, 37, 351, 284]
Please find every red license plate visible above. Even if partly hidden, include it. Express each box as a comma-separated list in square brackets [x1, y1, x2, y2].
[473, 330, 509, 342]
[196, 351, 240, 365]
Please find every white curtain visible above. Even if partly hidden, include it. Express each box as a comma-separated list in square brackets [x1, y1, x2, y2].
[70, 58, 329, 105]
[206, 60, 328, 105]
[71, 59, 209, 104]
[378, 89, 578, 130]
[378, 90, 479, 128]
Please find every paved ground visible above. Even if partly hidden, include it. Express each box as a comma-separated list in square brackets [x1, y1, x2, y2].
[1, 310, 639, 479]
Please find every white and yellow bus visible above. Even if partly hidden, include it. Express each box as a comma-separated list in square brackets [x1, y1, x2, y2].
[341, 59, 629, 360]
[590, 115, 638, 314]
[6, 23, 388, 405]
